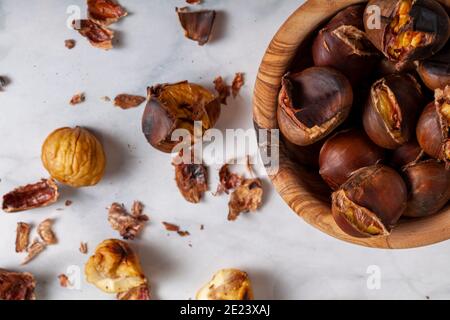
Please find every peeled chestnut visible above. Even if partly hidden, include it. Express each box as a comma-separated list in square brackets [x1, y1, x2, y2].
[390, 138, 424, 168]
[312, 4, 380, 85]
[332, 164, 407, 238]
[319, 129, 385, 190]
[363, 73, 424, 149]
[364, 0, 450, 69]
[277, 67, 353, 146]
[402, 159, 450, 217]
[142, 81, 221, 153]
[417, 42, 450, 91]
[416, 86, 450, 164]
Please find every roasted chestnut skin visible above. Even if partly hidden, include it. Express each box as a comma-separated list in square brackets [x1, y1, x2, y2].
[417, 42, 450, 91]
[278, 67, 353, 146]
[312, 4, 380, 85]
[416, 86, 450, 164]
[332, 164, 407, 238]
[364, 0, 450, 69]
[142, 81, 221, 153]
[402, 159, 450, 217]
[363, 73, 424, 149]
[319, 129, 385, 190]
[390, 138, 424, 168]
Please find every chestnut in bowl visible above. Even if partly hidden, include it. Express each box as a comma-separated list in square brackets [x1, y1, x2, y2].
[277, 67, 353, 146]
[402, 159, 450, 217]
[332, 164, 407, 238]
[364, 0, 450, 69]
[390, 138, 424, 168]
[312, 4, 380, 85]
[416, 86, 450, 164]
[319, 128, 385, 190]
[417, 42, 450, 91]
[363, 73, 424, 149]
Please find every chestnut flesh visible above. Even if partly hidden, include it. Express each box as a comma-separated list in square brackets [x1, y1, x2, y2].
[363, 73, 424, 149]
[312, 4, 380, 85]
[278, 67, 353, 146]
[319, 128, 385, 190]
[416, 86, 450, 165]
[417, 42, 450, 91]
[364, 0, 450, 69]
[332, 164, 407, 238]
[402, 159, 450, 217]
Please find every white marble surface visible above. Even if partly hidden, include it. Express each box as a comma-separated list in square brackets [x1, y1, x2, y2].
[0, 0, 450, 300]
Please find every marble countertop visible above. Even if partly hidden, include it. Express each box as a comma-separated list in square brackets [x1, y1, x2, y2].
[0, 0, 449, 300]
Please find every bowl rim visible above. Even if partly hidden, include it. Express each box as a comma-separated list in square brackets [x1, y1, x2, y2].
[252, 0, 450, 249]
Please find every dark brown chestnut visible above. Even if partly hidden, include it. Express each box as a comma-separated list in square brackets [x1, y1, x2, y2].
[416, 86, 450, 164]
[332, 164, 407, 238]
[142, 81, 221, 153]
[363, 73, 424, 149]
[283, 136, 322, 169]
[312, 4, 380, 85]
[364, 0, 450, 69]
[402, 159, 450, 217]
[277, 67, 353, 146]
[390, 138, 424, 168]
[319, 129, 385, 190]
[417, 42, 450, 91]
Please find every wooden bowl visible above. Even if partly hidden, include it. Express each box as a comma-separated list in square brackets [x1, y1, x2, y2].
[253, 0, 450, 249]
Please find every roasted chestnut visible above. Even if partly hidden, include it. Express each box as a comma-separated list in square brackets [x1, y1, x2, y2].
[364, 0, 450, 69]
[390, 138, 424, 168]
[312, 4, 380, 85]
[402, 159, 450, 217]
[332, 164, 407, 237]
[363, 73, 424, 149]
[319, 129, 385, 190]
[416, 86, 450, 164]
[283, 136, 322, 169]
[277, 67, 353, 146]
[142, 81, 221, 153]
[417, 42, 450, 91]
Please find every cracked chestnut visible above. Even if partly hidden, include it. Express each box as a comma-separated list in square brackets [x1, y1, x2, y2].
[417, 42, 450, 91]
[364, 0, 450, 69]
[319, 129, 385, 190]
[278, 67, 353, 146]
[363, 73, 424, 149]
[332, 164, 407, 238]
[390, 138, 424, 168]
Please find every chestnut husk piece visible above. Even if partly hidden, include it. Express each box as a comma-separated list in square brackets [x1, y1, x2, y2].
[319, 129, 385, 190]
[176, 7, 216, 45]
[417, 42, 450, 91]
[332, 164, 407, 238]
[312, 4, 380, 85]
[278, 67, 353, 146]
[390, 138, 424, 168]
[416, 86, 450, 165]
[363, 73, 424, 149]
[402, 159, 450, 217]
[142, 81, 221, 153]
[364, 0, 450, 69]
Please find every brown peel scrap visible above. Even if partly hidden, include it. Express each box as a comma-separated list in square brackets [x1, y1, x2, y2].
[232, 73, 245, 98]
[79, 242, 88, 254]
[73, 19, 114, 50]
[162, 222, 190, 237]
[0, 269, 36, 300]
[87, 0, 127, 26]
[15, 222, 31, 253]
[70, 92, 85, 105]
[214, 76, 230, 105]
[176, 7, 216, 45]
[37, 219, 57, 245]
[2, 179, 59, 213]
[58, 274, 71, 288]
[65, 39, 76, 49]
[108, 201, 148, 240]
[173, 151, 208, 203]
[186, 0, 201, 4]
[215, 164, 244, 195]
[114, 94, 146, 109]
[22, 240, 46, 265]
[228, 178, 263, 221]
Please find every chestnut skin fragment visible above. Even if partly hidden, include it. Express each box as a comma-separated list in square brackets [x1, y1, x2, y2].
[364, 0, 450, 69]
[72, 19, 114, 50]
[277, 67, 353, 146]
[363, 73, 424, 149]
[114, 94, 146, 110]
[390, 138, 424, 168]
[87, 0, 127, 26]
[15, 222, 31, 253]
[2, 179, 59, 213]
[402, 159, 450, 217]
[312, 4, 380, 85]
[142, 81, 221, 153]
[319, 129, 385, 190]
[0, 269, 36, 300]
[332, 165, 407, 238]
[417, 42, 450, 91]
[416, 86, 450, 165]
[173, 151, 208, 203]
[176, 7, 216, 45]
[228, 178, 263, 221]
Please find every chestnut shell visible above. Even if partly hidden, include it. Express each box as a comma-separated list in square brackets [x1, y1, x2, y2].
[277, 67, 353, 146]
[390, 138, 424, 168]
[417, 42, 450, 91]
[319, 129, 385, 190]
